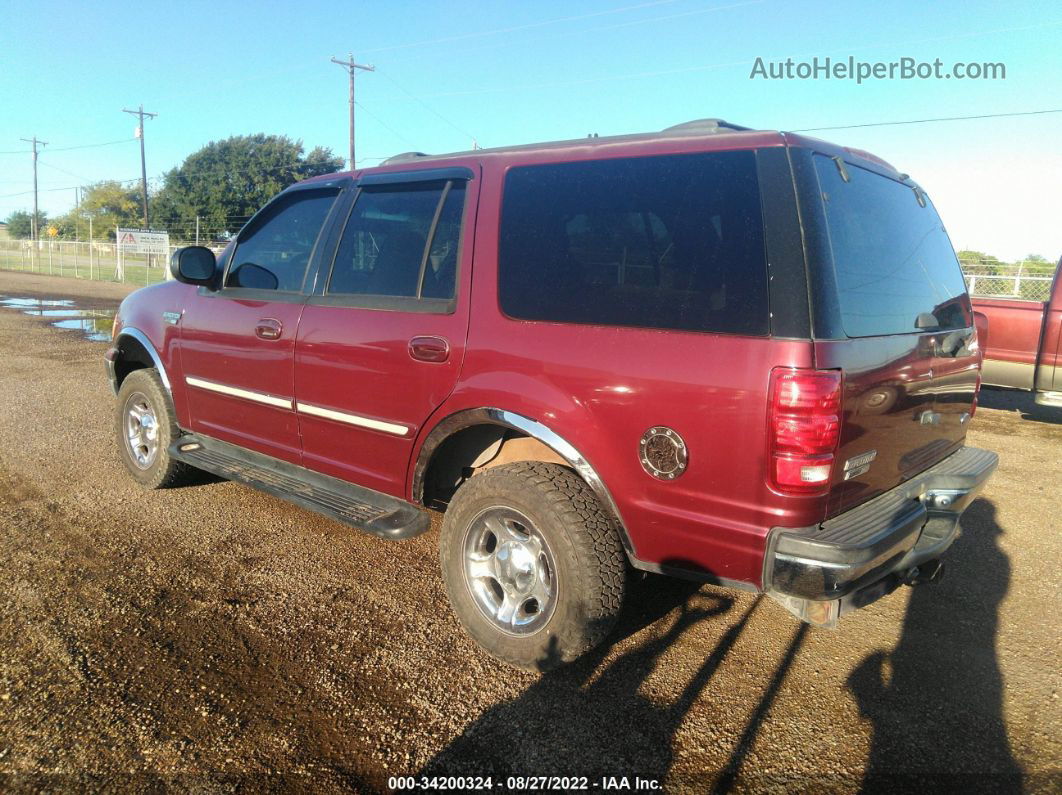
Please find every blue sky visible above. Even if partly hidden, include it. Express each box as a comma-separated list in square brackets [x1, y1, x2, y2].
[1, 0, 1059, 260]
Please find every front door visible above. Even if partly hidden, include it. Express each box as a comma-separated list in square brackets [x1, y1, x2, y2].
[294, 168, 477, 497]
[179, 184, 343, 463]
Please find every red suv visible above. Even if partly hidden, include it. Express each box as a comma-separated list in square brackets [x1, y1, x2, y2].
[107, 119, 996, 669]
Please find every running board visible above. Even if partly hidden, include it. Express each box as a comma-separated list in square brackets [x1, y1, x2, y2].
[169, 434, 430, 540]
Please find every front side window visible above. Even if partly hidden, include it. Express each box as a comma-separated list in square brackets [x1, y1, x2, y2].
[498, 151, 769, 335]
[814, 156, 971, 337]
[226, 188, 339, 292]
[328, 181, 466, 300]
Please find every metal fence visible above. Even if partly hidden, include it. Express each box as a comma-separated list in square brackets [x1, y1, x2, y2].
[961, 260, 1055, 302]
[0, 239, 224, 287]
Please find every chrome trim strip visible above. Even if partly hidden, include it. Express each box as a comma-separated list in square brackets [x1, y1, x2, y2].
[185, 376, 293, 409]
[412, 407, 633, 555]
[296, 402, 409, 436]
[116, 328, 171, 392]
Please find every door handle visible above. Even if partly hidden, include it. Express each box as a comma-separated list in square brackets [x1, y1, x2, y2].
[255, 318, 283, 340]
[409, 335, 450, 363]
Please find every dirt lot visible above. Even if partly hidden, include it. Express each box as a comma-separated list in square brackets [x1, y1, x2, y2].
[0, 270, 1058, 792]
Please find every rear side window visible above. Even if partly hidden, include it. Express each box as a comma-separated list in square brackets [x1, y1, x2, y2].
[328, 182, 465, 300]
[814, 156, 971, 337]
[498, 151, 769, 335]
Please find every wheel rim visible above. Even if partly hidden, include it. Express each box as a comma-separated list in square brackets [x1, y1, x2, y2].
[124, 391, 160, 470]
[462, 506, 557, 636]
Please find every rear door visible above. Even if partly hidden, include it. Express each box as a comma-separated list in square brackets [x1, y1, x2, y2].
[293, 167, 477, 497]
[179, 183, 343, 463]
[805, 153, 978, 515]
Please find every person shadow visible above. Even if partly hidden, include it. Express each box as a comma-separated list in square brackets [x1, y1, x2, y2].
[418, 571, 764, 786]
[847, 498, 1024, 792]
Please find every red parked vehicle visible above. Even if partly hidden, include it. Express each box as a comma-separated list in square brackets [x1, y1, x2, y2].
[971, 260, 1062, 407]
[106, 119, 996, 668]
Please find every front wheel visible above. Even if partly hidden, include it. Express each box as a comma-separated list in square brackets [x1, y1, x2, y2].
[439, 461, 627, 670]
[115, 368, 192, 489]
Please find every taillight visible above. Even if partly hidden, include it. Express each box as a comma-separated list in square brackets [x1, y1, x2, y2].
[768, 368, 843, 495]
[971, 372, 982, 417]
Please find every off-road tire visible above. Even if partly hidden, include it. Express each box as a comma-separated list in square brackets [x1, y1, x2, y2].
[115, 368, 192, 489]
[439, 461, 626, 670]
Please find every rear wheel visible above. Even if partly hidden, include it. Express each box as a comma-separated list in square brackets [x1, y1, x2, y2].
[439, 461, 626, 670]
[115, 368, 192, 489]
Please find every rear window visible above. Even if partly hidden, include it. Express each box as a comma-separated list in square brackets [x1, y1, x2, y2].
[498, 151, 769, 335]
[814, 155, 971, 337]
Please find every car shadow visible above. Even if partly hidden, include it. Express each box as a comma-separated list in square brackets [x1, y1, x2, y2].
[977, 386, 1062, 425]
[847, 498, 1024, 791]
[417, 573, 755, 784]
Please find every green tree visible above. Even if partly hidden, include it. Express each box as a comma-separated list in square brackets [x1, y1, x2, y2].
[52, 181, 144, 240]
[956, 250, 1003, 274]
[151, 134, 344, 241]
[4, 209, 48, 239]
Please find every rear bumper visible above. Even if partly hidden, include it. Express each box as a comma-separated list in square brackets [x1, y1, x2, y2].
[764, 446, 997, 622]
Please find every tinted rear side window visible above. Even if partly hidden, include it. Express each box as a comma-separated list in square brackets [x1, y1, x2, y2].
[814, 156, 971, 337]
[498, 152, 769, 335]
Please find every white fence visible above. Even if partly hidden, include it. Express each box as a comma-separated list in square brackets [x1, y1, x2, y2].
[961, 261, 1055, 302]
[0, 239, 224, 286]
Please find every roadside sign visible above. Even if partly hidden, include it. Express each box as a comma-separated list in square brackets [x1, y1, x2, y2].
[117, 228, 169, 256]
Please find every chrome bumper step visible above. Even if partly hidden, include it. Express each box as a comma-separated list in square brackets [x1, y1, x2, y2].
[170, 434, 430, 540]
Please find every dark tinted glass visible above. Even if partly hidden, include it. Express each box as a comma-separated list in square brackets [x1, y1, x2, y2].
[814, 156, 971, 337]
[421, 185, 465, 299]
[498, 151, 769, 335]
[329, 182, 465, 299]
[226, 189, 338, 291]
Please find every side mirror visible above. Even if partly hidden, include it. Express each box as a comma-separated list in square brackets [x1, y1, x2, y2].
[914, 312, 939, 330]
[170, 246, 217, 287]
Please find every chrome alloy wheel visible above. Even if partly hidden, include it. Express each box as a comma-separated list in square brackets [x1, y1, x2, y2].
[124, 391, 160, 470]
[462, 506, 557, 635]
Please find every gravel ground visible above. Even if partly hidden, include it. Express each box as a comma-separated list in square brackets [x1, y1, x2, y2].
[0, 270, 1059, 792]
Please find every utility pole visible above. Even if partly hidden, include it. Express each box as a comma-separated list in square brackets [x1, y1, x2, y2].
[19, 136, 47, 242]
[122, 104, 157, 227]
[330, 53, 374, 170]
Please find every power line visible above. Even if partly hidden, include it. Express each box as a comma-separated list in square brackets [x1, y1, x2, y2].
[792, 109, 1062, 132]
[0, 137, 136, 156]
[49, 137, 137, 153]
[353, 101, 418, 148]
[0, 177, 141, 200]
[37, 160, 94, 182]
[375, 70, 477, 145]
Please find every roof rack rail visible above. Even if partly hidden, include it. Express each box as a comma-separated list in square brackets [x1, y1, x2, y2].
[380, 151, 430, 165]
[662, 119, 753, 133]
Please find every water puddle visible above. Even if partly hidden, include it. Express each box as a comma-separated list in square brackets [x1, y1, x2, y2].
[0, 296, 116, 342]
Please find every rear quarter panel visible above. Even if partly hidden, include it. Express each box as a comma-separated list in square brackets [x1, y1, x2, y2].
[412, 149, 819, 588]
